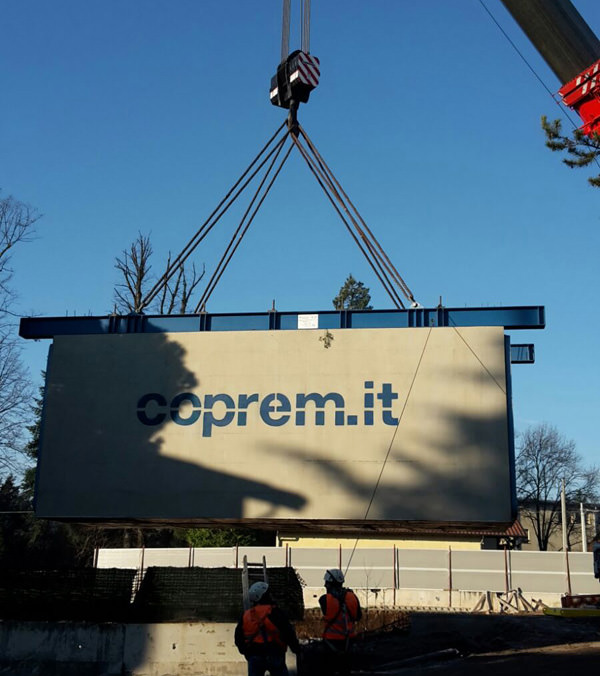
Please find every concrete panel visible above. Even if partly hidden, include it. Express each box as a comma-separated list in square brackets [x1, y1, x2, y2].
[192, 549, 236, 567]
[396, 549, 449, 590]
[142, 548, 190, 567]
[288, 548, 341, 567]
[451, 550, 506, 592]
[237, 546, 287, 567]
[567, 553, 599, 594]
[36, 327, 513, 522]
[97, 548, 144, 568]
[94, 546, 600, 598]
[510, 551, 570, 593]
[341, 549, 395, 589]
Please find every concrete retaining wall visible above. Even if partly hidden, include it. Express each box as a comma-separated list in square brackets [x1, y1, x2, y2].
[0, 621, 298, 676]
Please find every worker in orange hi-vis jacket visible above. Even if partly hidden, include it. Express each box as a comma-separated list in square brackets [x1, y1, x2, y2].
[318, 569, 362, 676]
[235, 581, 301, 676]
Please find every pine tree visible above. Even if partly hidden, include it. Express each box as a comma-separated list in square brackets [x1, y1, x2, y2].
[541, 116, 600, 187]
[332, 274, 372, 310]
[22, 377, 44, 503]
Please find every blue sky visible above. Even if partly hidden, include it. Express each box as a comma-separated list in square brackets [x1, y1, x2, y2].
[2, 1, 599, 469]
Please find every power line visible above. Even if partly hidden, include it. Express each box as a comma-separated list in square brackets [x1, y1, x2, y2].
[477, 0, 582, 129]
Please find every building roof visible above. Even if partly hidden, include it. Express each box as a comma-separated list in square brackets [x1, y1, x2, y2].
[69, 517, 528, 539]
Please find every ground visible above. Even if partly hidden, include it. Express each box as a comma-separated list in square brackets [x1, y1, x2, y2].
[297, 610, 600, 674]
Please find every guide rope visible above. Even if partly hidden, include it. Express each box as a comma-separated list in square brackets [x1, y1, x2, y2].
[344, 326, 433, 575]
[449, 323, 507, 395]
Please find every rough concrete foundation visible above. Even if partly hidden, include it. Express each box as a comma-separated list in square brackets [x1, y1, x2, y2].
[0, 621, 299, 676]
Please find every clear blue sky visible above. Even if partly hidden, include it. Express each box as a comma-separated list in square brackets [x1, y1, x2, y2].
[2, 1, 599, 468]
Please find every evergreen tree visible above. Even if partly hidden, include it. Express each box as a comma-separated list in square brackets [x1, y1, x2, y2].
[541, 116, 600, 187]
[332, 274, 372, 310]
[183, 527, 273, 548]
[22, 377, 44, 503]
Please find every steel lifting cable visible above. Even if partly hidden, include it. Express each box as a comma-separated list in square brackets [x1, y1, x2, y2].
[290, 132, 406, 309]
[142, 119, 417, 313]
[290, 133, 403, 308]
[194, 135, 294, 312]
[291, 131, 404, 307]
[281, 0, 291, 62]
[344, 326, 433, 575]
[292, 132, 407, 309]
[138, 121, 288, 312]
[194, 131, 291, 311]
[296, 125, 407, 302]
[294, 129, 414, 307]
[298, 124, 416, 306]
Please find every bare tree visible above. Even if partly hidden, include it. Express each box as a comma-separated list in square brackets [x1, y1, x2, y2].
[114, 232, 204, 315]
[0, 192, 39, 474]
[516, 423, 599, 551]
[114, 233, 153, 313]
[157, 254, 204, 314]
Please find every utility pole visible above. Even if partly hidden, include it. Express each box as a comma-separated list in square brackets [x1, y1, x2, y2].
[580, 502, 588, 552]
[561, 479, 568, 551]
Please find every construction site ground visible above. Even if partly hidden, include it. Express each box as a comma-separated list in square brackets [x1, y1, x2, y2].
[297, 609, 600, 674]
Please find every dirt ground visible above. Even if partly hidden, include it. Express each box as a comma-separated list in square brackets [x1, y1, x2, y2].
[298, 610, 600, 675]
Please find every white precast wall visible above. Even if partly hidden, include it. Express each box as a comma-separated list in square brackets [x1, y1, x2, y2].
[36, 326, 513, 522]
[97, 547, 599, 598]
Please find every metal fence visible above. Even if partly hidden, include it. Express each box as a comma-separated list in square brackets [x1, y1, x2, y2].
[96, 546, 599, 597]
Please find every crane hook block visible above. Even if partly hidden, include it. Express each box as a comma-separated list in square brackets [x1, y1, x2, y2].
[270, 50, 320, 109]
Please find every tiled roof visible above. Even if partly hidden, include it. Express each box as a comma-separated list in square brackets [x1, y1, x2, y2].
[75, 517, 527, 538]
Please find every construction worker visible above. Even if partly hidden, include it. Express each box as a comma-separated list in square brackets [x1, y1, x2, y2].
[318, 569, 362, 676]
[235, 581, 301, 676]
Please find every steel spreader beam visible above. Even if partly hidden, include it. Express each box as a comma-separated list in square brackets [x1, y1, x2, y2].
[19, 305, 545, 340]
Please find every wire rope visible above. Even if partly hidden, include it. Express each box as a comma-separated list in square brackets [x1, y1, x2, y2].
[344, 326, 433, 575]
[299, 124, 417, 305]
[195, 139, 295, 311]
[194, 131, 291, 308]
[293, 130, 408, 308]
[290, 133, 405, 308]
[139, 122, 288, 311]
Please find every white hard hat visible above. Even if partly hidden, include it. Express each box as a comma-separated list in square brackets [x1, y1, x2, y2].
[248, 581, 269, 604]
[324, 569, 345, 585]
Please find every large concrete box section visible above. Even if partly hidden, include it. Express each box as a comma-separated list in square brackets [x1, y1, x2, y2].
[35, 326, 514, 522]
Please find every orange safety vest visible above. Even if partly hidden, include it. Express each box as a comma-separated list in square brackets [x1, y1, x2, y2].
[322, 591, 359, 640]
[243, 604, 286, 649]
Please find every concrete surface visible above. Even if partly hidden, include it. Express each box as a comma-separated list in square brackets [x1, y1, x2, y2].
[0, 621, 298, 676]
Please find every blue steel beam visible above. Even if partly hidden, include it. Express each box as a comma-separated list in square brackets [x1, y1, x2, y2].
[510, 344, 535, 364]
[19, 306, 545, 340]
